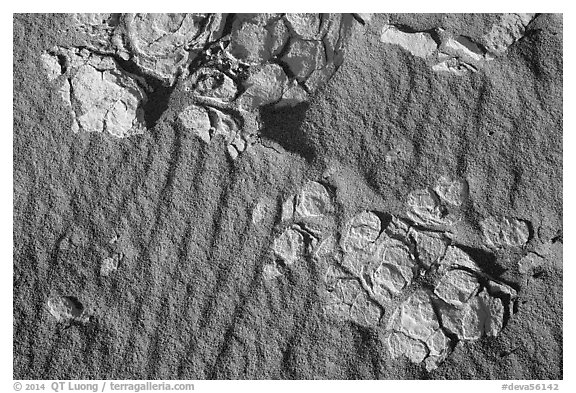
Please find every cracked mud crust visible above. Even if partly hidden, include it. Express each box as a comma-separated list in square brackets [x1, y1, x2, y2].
[14, 13, 562, 380]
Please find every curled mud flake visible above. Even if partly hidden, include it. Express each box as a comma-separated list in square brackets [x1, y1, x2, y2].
[284, 13, 322, 40]
[380, 25, 438, 59]
[207, 107, 240, 141]
[433, 176, 468, 207]
[424, 329, 451, 371]
[341, 251, 367, 277]
[479, 290, 504, 337]
[341, 211, 381, 253]
[381, 245, 416, 285]
[294, 181, 333, 220]
[438, 288, 504, 341]
[350, 292, 382, 327]
[51, 48, 147, 138]
[281, 38, 327, 82]
[407, 188, 451, 226]
[328, 278, 365, 308]
[482, 13, 535, 56]
[47, 296, 89, 324]
[386, 331, 429, 363]
[372, 236, 416, 278]
[485, 280, 517, 316]
[272, 225, 305, 265]
[390, 290, 440, 342]
[441, 36, 486, 63]
[72, 63, 147, 137]
[409, 228, 449, 269]
[373, 263, 407, 295]
[238, 63, 288, 110]
[438, 246, 481, 273]
[314, 235, 338, 259]
[434, 269, 480, 308]
[480, 216, 530, 248]
[325, 263, 347, 290]
[178, 104, 211, 143]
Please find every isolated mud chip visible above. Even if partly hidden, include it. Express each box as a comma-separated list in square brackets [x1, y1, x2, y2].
[433, 177, 468, 207]
[47, 296, 89, 324]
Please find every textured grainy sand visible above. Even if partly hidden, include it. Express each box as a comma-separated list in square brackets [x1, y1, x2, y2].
[13, 13, 562, 379]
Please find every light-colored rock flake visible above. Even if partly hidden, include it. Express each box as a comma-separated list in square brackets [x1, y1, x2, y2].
[380, 25, 438, 59]
[284, 13, 321, 40]
[43, 48, 148, 138]
[294, 181, 333, 219]
[228, 16, 288, 65]
[434, 176, 468, 207]
[373, 263, 407, 295]
[350, 293, 382, 328]
[409, 228, 449, 269]
[387, 331, 429, 363]
[480, 216, 530, 248]
[281, 39, 326, 82]
[439, 246, 480, 273]
[389, 290, 439, 342]
[326, 278, 381, 328]
[482, 13, 535, 55]
[47, 296, 89, 324]
[424, 329, 451, 371]
[178, 104, 211, 143]
[238, 63, 288, 109]
[434, 269, 480, 308]
[272, 226, 305, 265]
[341, 211, 381, 253]
[407, 188, 449, 226]
[438, 289, 505, 340]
